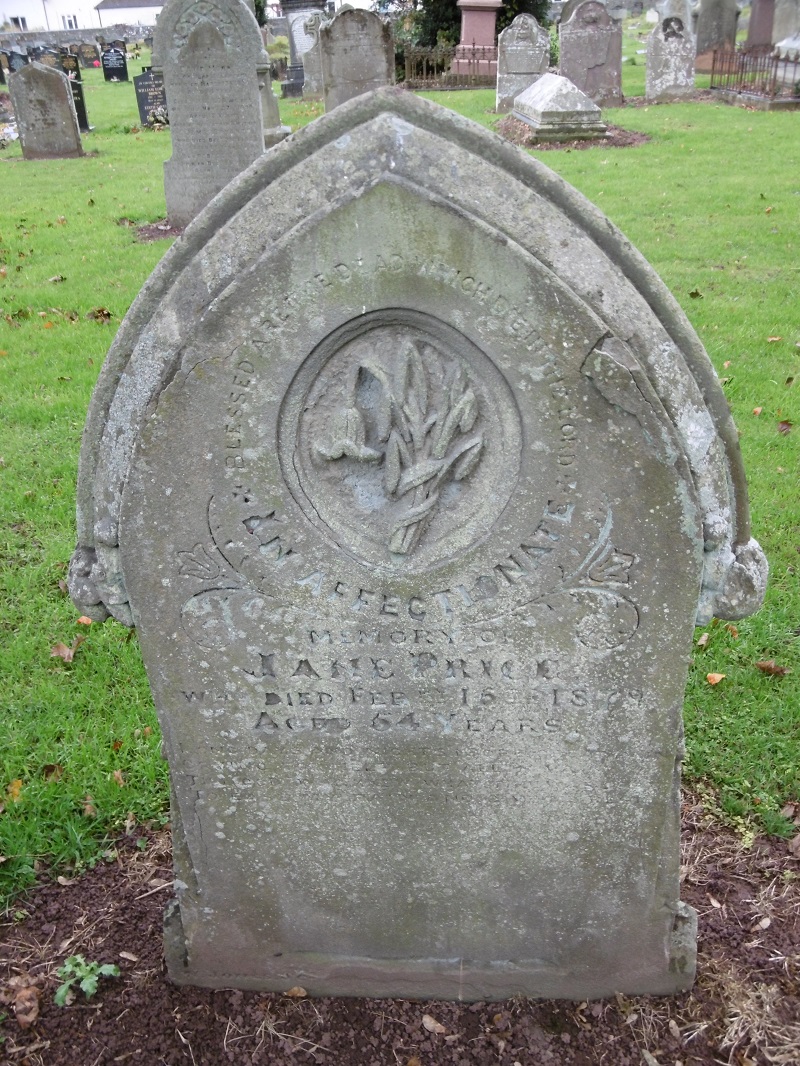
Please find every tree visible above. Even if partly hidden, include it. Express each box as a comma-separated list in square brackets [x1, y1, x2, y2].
[254, 0, 266, 26]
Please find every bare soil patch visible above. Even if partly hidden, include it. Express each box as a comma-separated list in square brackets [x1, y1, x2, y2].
[2, 795, 799, 1065]
[496, 116, 650, 151]
[137, 219, 184, 242]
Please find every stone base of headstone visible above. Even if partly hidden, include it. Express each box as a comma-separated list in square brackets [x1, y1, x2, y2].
[513, 72, 608, 140]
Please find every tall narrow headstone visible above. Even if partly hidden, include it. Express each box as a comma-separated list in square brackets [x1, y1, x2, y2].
[746, 0, 776, 47]
[70, 88, 766, 1002]
[496, 13, 551, 112]
[9, 62, 84, 160]
[646, 16, 695, 99]
[695, 0, 739, 70]
[301, 10, 328, 97]
[319, 9, 393, 111]
[152, 0, 270, 228]
[559, 0, 623, 106]
[133, 68, 168, 125]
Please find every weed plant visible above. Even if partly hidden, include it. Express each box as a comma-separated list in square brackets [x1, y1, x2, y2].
[0, 67, 797, 906]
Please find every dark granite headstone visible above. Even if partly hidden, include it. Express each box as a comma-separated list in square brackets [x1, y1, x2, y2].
[0, 61, 5, 86]
[78, 43, 100, 68]
[133, 68, 168, 125]
[102, 46, 129, 81]
[9, 50, 30, 73]
[60, 52, 81, 80]
[69, 79, 91, 132]
[36, 48, 61, 68]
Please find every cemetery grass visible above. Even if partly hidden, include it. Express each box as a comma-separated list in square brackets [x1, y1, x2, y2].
[1, 78, 798, 902]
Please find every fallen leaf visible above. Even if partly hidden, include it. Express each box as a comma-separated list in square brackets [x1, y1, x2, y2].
[765, 206, 773, 214]
[112, 739, 123, 752]
[58, 580, 69, 595]
[752, 407, 763, 416]
[42, 763, 64, 781]
[50, 635, 85, 663]
[755, 660, 791, 676]
[57, 875, 75, 886]
[56, 215, 67, 225]
[86, 307, 113, 322]
[76, 615, 93, 626]
[723, 360, 732, 368]
[48, 274, 66, 283]
[422, 1013, 447, 1034]
[767, 335, 781, 341]
[14, 985, 40, 1029]
[754, 916, 771, 930]
[724, 623, 739, 639]
[697, 632, 710, 648]
[112, 769, 125, 787]
[406, 1058, 423, 1066]
[777, 420, 793, 435]
[668, 1018, 681, 1041]
[708, 894, 722, 908]
[43, 321, 55, 329]
[688, 288, 703, 299]
[83, 794, 97, 817]
[706, 673, 726, 685]
[284, 986, 307, 998]
[641, 1051, 661, 1066]
[119, 951, 139, 962]
[7, 779, 23, 802]
[780, 802, 797, 819]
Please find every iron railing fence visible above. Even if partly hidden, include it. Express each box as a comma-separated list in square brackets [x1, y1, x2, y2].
[404, 45, 497, 90]
[710, 45, 800, 98]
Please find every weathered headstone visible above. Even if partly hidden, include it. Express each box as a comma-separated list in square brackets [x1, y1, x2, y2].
[301, 10, 328, 97]
[78, 43, 100, 68]
[70, 88, 767, 1001]
[695, 0, 739, 70]
[559, 0, 623, 106]
[133, 68, 168, 125]
[282, 0, 328, 97]
[746, 0, 776, 47]
[646, 16, 695, 99]
[319, 9, 394, 111]
[9, 62, 84, 160]
[513, 71, 608, 138]
[102, 46, 129, 81]
[152, 0, 270, 228]
[496, 13, 551, 113]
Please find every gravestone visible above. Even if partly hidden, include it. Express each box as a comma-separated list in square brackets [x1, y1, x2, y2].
[513, 71, 608, 138]
[60, 51, 81, 79]
[68, 78, 91, 132]
[301, 10, 328, 97]
[453, 0, 502, 74]
[8, 50, 29, 72]
[0, 52, 9, 76]
[559, 0, 623, 106]
[496, 13, 551, 113]
[152, 0, 270, 228]
[36, 48, 61, 68]
[78, 43, 100, 67]
[282, 0, 328, 96]
[70, 88, 767, 1001]
[102, 46, 129, 81]
[9, 62, 84, 159]
[646, 16, 695, 99]
[133, 68, 168, 125]
[746, 0, 775, 46]
[319, 9, 394, 111]
[695, 0, 739, 70]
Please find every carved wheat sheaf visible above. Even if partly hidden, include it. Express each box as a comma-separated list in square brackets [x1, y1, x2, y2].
[317, 340, 484, 555]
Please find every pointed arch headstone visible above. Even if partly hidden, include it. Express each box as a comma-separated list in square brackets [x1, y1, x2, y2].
[70, 88, 766, 1000]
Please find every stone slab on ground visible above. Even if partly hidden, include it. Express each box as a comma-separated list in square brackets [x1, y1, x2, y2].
[513, 70, 609, 138]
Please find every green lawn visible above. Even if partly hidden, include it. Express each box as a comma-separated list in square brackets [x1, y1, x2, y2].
[1, 63, 798, 907]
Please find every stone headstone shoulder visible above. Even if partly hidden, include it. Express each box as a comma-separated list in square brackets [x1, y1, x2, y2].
[70, 88, 767, 1001]
[319, 8, 394, 111]
[9, 61, 84, 160]
[496, 13, 551, 113]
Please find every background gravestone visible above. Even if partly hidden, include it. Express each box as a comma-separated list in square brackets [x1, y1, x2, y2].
[514, 71, 608, 138]
[695, 0, 739, 70]
[133, 68, 168, 125]
[559, 0, 623, 106]
[78, 43, 100, 68]
[319, 8, 394, 111]
[101, 46, 129, 81]
[70, 89, 766, 1001]
[9, 61, 84, 160]
[281, 0, 328, 97]
[8, 50, 29, 72]
[152, 0, 271, 228]
[646, 16, 695, 99]
[496, 13, 551, 113]
[301, 10, 328, 98]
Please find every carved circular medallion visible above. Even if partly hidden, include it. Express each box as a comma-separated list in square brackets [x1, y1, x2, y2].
[279, 311, 522, 573]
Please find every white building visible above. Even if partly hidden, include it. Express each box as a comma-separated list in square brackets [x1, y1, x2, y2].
[1, 0, 161, 32]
